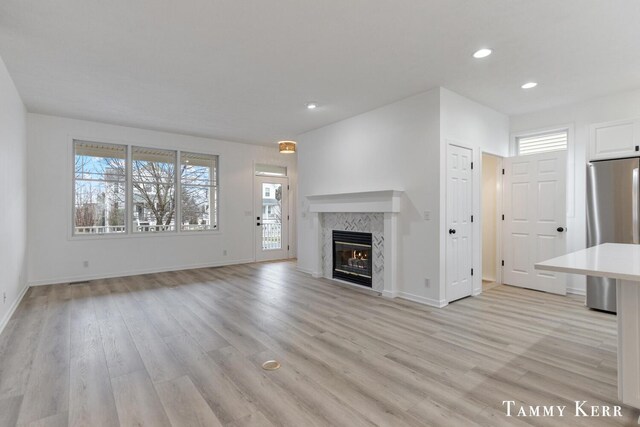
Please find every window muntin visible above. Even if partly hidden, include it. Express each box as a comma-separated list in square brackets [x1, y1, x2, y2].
[73, 141, 127, 234]
[180, 152, 218, 231]
[517, 131, 568, 155]
[132, 147, 177, 233]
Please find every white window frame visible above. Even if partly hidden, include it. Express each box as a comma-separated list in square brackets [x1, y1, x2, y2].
[179, 151, 219, 232]
[510, 125, 571, 156]
[72, 140, 129, 236]
[70, 137, 222, 240]
[131, 146, 178, 234]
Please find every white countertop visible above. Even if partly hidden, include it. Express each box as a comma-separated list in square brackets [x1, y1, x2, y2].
[535, 243, 640, 282]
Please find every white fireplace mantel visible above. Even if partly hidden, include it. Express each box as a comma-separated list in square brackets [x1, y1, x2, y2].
[306, 190, 403, 213]
[303, 190, 403, 298]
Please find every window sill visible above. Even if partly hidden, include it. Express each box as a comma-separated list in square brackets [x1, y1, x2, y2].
[69, 229, 223, 241]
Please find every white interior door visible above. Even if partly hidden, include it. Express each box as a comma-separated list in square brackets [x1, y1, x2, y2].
[446, 144, 473, 302]
[255, 176, 289, 262]
[503, 151, 567, 294]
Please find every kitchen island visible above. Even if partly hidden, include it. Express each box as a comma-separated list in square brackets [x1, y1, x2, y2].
[536, 243, 640, 409]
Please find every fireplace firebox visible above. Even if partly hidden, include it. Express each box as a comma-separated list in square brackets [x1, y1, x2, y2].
[332, 230, 373, 287]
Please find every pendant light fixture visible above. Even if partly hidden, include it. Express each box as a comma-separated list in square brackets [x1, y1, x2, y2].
[278, 140, 296, 154]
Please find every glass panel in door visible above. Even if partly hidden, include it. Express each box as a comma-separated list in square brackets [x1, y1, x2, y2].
[262, 183, 282, 250]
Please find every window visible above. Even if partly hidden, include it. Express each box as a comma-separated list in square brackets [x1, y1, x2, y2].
[517, 130, 568, 155]
[265, 187, 271, 198]
[73, 141, 219, 236]
[255, 163, 287, 177]
[74, 141, 127, 234]
[180, 152, 218, 231]
[132, 147, 177, 232]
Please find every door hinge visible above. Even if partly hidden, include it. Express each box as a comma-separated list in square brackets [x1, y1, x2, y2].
[501, 260, 505, 266]
[287, 245, 290, 250]
[502, 168, 505, 175]
[471, 268, 474, 276]
[471, 162, 474, 170]
[471, 215, 474, 223]
[287, 185, 290, 190]
[287, 215, 289, 220]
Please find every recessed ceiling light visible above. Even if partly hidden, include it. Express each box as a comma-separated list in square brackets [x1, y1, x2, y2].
[306, 102, 318, 110]
[521, 82, 538, 89]
[472, 48, 492, 59]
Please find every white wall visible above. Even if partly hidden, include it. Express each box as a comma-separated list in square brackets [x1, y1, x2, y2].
[297, 87, 509, 306]
[297, 89, 443, 305]
[27, 114, 297, 285]
[440, 88, 509, 297]
[0, 56, 28, 332]
[510, 87, 640, 294]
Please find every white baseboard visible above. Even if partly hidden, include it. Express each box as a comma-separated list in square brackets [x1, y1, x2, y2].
[28, 258, 255, 287]
[382, 289, 398, 298]
[396, 291, 448, 308]
[567, 286, 586, 296]
[294, 265, 324, 278]
[0, 284, 29, 336]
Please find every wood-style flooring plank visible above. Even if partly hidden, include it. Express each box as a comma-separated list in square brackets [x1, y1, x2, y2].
[123, 316, 187, 383]
[98, 316, 145, 379]
[163, 333, 256, 425]
[0, 261, 637, 427]
[0, 395, 22, 427]
[111, 370, 171, 427]
[155, 375, 224, 427]
[68, 285, 119, 427]
[16, 285, 70, 425]
[209, 346, 325, 427]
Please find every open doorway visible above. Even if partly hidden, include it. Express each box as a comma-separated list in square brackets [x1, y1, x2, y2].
[482, 153, 502, 291]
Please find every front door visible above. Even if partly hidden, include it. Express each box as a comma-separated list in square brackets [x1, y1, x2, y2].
[503, 151, 567, 294]
[446, 144, 473, 302]
[255, 176, 289, 261]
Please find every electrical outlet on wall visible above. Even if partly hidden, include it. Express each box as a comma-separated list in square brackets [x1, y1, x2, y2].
[424, 278, 430, 288]
[223, 249, 228, 256]
[3, 292, 6, 304]
[423, 211, 431, 220]
[83, 260, 89, 268]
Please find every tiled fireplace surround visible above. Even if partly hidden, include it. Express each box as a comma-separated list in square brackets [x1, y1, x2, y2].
[305, 190, 402, 297]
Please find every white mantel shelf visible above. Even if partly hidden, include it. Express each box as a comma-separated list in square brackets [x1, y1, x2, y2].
[306, 190, 403, 213]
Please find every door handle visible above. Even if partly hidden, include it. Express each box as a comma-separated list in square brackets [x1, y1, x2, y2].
[257, 222, 261, 226]
[557, 226, 565, 232]
[449, 229, 456, 234]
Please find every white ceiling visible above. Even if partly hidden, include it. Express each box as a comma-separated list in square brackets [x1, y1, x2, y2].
[1, 0, 639, 145]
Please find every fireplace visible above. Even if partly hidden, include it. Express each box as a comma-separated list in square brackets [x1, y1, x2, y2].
[332, 230, 373, 287]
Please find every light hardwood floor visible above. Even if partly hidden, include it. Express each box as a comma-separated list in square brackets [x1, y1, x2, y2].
[0, 261, 638, 426]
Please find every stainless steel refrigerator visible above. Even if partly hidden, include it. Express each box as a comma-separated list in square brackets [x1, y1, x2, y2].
[586, 157, 640, 313]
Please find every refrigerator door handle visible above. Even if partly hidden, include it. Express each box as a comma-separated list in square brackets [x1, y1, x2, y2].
[634, 168, 639, 244]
